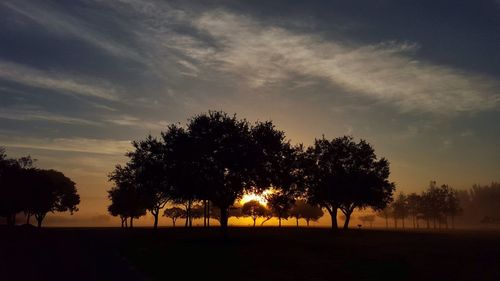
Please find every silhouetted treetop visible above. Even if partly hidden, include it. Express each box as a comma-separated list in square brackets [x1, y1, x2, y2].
[304, 136, 394, 230]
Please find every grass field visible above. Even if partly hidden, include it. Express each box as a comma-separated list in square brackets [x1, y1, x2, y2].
[1, 227, 499, 281]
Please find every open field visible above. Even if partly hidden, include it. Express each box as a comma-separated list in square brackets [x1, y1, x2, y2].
[1, 227, 499, 281]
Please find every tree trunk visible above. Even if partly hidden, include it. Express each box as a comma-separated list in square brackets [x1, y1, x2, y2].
[296, 217, 299, 227]
[152, 209, 159, 230]
[278, 217, 282, 227]
[207, 201, 210, 227]
[253, 218, 256, 227]
[220, 207, 228, 230]
[130, 217, 134, 228]
[172, 218, 176, 227]
[343, 212, 352, 230]
[326, 207, 338, 230]
[385, 216, 389, 228]
[306, 219, 310, 227]
[203, 199, 207, 227]
[35, 213, 45, 228]
[26, 213, 31, 225]
[185, 200, 192, 228]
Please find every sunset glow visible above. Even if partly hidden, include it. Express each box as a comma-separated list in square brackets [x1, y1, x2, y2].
[0, 0, 499, 229]
[1, 2, 499, 281]
[240, 191, 270, 206]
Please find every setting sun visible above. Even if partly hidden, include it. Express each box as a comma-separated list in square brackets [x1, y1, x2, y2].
[240, 191, 270, 206]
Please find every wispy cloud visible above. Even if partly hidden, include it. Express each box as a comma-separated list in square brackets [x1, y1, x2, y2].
[187, 11, 500, 115]
[0, 108, 101, 126]
[99, 1, 500, 115]
[0, 61, 120, 101]
[2, 1, 142, 61]
[105, 115, 169, 131]
[1, 137, 132, 155]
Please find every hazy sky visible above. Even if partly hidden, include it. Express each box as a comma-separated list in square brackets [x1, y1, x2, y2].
[1, 0, 500, 226]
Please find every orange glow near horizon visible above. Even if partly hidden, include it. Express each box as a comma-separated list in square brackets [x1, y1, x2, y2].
[240, 190, 270, 206]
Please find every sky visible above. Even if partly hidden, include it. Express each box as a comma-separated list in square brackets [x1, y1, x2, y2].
[1, 0, 500, 226]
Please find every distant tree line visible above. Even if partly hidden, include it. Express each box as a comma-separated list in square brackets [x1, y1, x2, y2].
[376, 181, 500, 229]
[0, 147, 80, 227]
[378, 181, 462, 229]
[458, 182, 500, 225]
[108, 110, 395, 230]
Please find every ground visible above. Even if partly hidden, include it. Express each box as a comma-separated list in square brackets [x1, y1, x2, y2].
[1, 226, 499, 281]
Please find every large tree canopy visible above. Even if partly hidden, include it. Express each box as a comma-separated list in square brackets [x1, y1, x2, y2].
[127, 135, 172, 229]
[305, 136, 394, 230]
[31, 169, 80, 228]
[165, 111, 292, 229]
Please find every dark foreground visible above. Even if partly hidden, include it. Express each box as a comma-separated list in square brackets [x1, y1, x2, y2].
[1, 227, 499, 281]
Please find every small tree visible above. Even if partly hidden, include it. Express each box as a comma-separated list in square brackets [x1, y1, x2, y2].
[31, 169, 80, 228]
[241, 200, 268, 227]
[266, 191, 294, 227]
[190, 204, 205, 226]
[406, 193, 421, 228]
[210, 204, 242, 225]
[392, 193, 409, 229]
[163, 207, 185, 227]
[445, 189, 461, 228]
[108, 165, 146, 228]
[377, 206, 392, 229]
[289, 200, 324, 227]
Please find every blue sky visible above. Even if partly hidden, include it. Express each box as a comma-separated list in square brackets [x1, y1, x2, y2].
[1, 0, 499, 225]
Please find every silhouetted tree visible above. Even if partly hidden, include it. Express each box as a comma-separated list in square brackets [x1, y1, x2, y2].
[460, 183, 499, 225]
[1, 149, 79, 228]
[241, 200, 268, 227]
[127, 135, 172, 229]
[253, 123, 303, 227]
[162, 124, 199, 228]
[163, 207, 185, 227]
[31, 169, 80, 228]
[392, 193, 409, 229]
[0, 149, 36, 226]
[445, 188, 461, 228]
[166, 111, 288, 230]
[210, 204, 242, 224]
[305, 136, 394, 230]
[190, 204, 204, 226]
[416, 181, 458, 229]
[266, 191, 294, 227]
[406, 193, 421, 228]
[377, 206, 392, 228]
[289, 199, 324, 227]
[108, 165, 146, 228]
